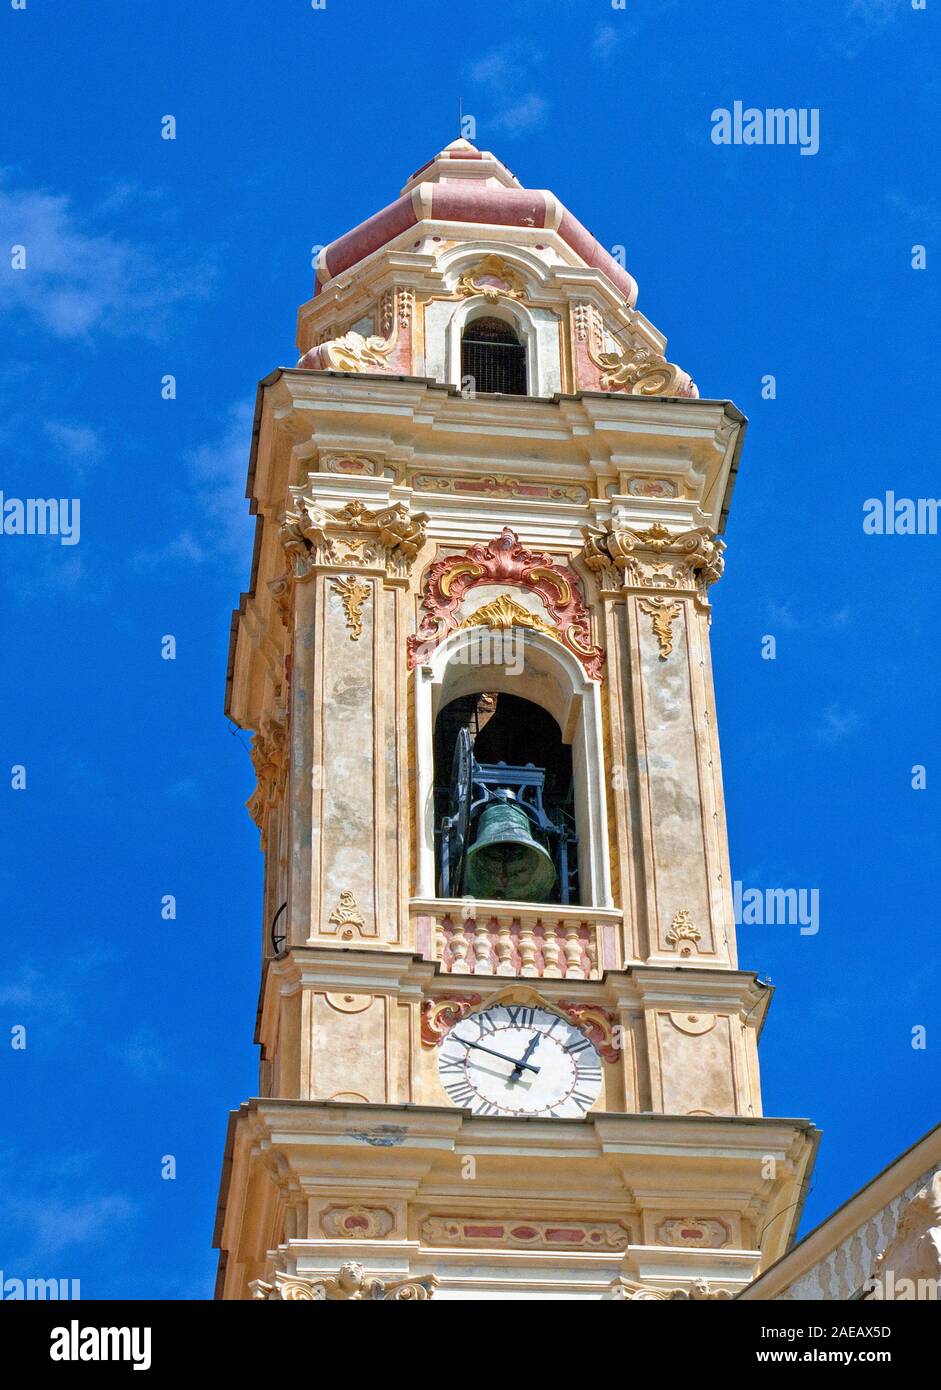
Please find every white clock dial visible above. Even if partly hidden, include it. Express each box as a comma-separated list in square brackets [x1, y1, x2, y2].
[437, 1004, 603, 1118]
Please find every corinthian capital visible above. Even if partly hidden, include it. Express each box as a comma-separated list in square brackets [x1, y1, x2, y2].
[581, 520, 724, 605]
[278, 496, 429, 582]
[249, 1262, 437, 1302]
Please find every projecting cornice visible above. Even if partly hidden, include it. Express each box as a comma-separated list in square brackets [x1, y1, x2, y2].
[224, 370, 745, 728]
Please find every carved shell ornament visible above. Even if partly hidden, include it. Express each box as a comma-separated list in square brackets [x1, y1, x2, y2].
[456, 254, 527, 303]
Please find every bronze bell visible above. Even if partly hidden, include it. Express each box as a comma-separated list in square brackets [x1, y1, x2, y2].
[463, 793, 556, 902]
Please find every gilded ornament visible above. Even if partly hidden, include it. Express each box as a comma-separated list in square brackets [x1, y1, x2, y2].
[639, 597, 681, 659]
[331, 574, 371, 639]
[250, 1262, 436, 1301]
[456, 254, 527, 302]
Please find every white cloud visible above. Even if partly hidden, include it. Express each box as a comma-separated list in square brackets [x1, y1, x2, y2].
[815, 703, 861, 744]
[132, 400, 255, 569]
[0, 171, 210, 341]
[4, 1190, 135, 1260]
[117, 1026, 168, 1081]
[846, 0, 905, 30]
[469, 43, 550, 137]
[43, 420, 101, 473]
[43, 421, 99, 456]
[887, 190, 941, 233]
[592, 23, 626, 59]
[492, 93, 550, 137]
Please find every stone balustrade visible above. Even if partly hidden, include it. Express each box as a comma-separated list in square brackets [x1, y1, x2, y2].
[411, 899, 622, 979]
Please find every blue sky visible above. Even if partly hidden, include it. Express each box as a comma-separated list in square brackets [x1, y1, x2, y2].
[1, 0, 938, 1297]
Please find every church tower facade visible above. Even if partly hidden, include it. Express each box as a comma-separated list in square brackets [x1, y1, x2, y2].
[213, 139, 818, 1302]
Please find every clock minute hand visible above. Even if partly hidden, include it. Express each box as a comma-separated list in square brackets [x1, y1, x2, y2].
[454, 1036, 541, 1074]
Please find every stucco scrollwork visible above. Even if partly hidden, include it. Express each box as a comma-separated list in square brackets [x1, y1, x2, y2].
[250, 1261, 437, 1301]
[328, 890, 366, 939]
[639, 597, 681, 660]
[421, 994, 483, 1047]
[605, 1276, 732, 1301]
[246, 715, 288, 833]
[279, 496, 429, 582]
[595, 343, 698, 399]
[666, 907, 702, 955]
[297, 288, 414, 372]
[407, 527, 604, 679]
[558, 1001, 621, 1062]
[864, 1170, 941, 1299]
[581, 521, 725, 609]
[330, 574, 371, 640]
[456, 254, 527, 303]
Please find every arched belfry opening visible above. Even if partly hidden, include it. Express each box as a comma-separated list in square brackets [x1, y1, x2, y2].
[433, 691, 579, 904]
[460, 315, 528, 395]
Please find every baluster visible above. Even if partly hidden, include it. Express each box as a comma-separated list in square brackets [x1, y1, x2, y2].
[495, 919, 515, 975]
[542, 923, 562, 978]
[450, 917, 471, 973]
[519, 919, 538, 977]
[585, 926, 598, 978]
[563, 924, 585, 979]
[474, 919, 492, 974]
[435, 916, 448, 968]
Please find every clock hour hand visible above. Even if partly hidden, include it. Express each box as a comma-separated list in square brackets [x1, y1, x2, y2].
[509, 1032, 540, 1082]
[452, 1035, 541, 1075]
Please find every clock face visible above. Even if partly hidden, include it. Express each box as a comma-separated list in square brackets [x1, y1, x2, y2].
[437, 1003, 603, 1118]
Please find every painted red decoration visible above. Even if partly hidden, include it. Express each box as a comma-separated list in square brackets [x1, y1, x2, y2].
[315, 176, 637, 305]
[406, 527, 604, 680]
[558, 1001, 621, 1063]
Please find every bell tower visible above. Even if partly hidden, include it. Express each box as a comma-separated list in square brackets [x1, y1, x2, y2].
[213, 138, 818, 1302]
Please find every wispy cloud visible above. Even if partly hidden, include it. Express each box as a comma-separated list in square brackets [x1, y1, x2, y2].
[815, 703, 861, 744]
[468, 42, 550, 137]
[43, 419, 102, 477]
[132, 400, 255, 568]
[592, 23, 628, 59]
[768, 602, 854, 633]
[887, 190, 941, 234]
[492, 93, 549, 137]
[0, 951, 113, 1029]
[117, 1026, 168, 1081]
[843, 0, 907, 55]
[0, 171, 212, 341]
[846, 0, 905, 31]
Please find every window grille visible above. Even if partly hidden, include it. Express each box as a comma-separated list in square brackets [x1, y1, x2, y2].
[461, 317, 527, 396]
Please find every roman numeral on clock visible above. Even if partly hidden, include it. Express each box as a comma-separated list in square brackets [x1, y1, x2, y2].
[570, 1090, 596, 1108]
[506, 1006, 534, 1028]
[444, 1081, 476, 1107]
[576, 1065, 602, 1083]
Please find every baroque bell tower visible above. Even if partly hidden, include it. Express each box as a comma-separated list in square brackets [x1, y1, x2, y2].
[213, 138, 818, 1302]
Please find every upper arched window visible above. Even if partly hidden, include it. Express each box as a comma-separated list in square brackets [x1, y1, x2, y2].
[460, 316, 527, 396]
